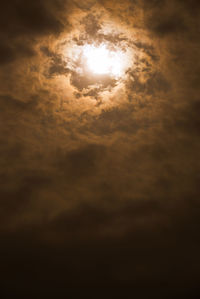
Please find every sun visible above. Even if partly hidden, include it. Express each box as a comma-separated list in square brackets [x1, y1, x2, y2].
[83, 44, 126, 77]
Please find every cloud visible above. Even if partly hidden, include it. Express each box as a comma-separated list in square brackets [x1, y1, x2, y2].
[1, 194, 200, 296]
[1, 0, 64, 37]
[0, 0, 200, 297]
[0, 0, 67, 66]
[148, 14, 186, 36]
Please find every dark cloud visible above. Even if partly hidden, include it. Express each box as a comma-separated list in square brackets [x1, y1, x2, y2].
[128, 71, 170, 95]
[0, 94, 37, 112]
[0, 41, 35, 65]
[0, 0, 66, 65]
[41, 46, 69, 77]
[133, 42, 159, 61]
[149, 15, 186, 36]
[1, 0, 64, 37]
[1, 195, 200, 297]
[177, 0, 200, 15]
[81, 13, 102, 37]
[70, 71, 117, 91]
[55, 144, 106, 180]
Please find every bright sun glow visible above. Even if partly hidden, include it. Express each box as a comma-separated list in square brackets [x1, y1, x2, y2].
[83, 44, 125, 77]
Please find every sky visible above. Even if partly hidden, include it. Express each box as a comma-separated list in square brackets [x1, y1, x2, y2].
[0, 0, 200, 297]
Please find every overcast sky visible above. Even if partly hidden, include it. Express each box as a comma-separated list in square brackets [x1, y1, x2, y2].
[0, 0, 200, 297]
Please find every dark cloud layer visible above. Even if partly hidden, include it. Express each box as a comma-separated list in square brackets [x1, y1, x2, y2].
[0, 0, 200, 298]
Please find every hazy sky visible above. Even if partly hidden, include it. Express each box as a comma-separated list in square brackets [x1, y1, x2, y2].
[0, 0, 200, 297]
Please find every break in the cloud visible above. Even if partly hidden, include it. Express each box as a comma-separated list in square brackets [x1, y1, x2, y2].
[0, 0, 200, 297]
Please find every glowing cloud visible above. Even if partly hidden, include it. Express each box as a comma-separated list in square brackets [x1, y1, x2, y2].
[83, 44, 128, 77]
